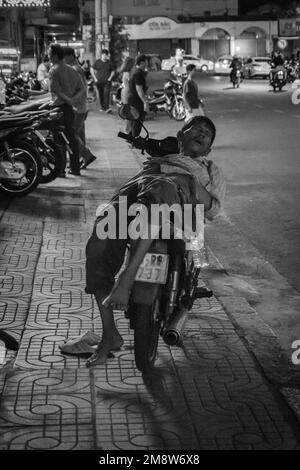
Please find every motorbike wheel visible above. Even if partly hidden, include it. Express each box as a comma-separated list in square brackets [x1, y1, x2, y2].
[171, 98, 186, 121]
[87, 90, 97, 103]
[133, 300, 161, 373]
[39, 139, 65, 184]
[0, 140, 42, 197]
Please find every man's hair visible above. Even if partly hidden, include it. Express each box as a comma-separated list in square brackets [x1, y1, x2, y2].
[63, 47, 76, 58]
[101, 49, 109, 55]
[181, 116, 217, 146]
[49, 43, 64, 61]
[136, 54, 147, 66]
[186, 64, 196, 73]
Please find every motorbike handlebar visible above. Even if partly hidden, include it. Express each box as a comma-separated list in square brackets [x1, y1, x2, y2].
[118, 132, 179, 157]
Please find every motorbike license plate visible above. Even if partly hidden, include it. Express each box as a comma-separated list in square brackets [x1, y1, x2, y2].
[135, 253, 169, 284]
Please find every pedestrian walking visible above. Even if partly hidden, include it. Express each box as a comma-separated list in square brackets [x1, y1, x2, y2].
[63, 47, 97, 170]
[91, 49, 115, 113]
[127, 54, 149, 137]
[48, 43, 85, 176]
[183, 64, 205, 123]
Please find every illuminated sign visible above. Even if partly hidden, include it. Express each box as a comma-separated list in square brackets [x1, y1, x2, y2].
[0, 0, 50, 6]
[279, 18, 300, 37]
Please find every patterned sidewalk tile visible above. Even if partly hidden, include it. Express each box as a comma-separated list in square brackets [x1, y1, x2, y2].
[14, 329, 97, 369]
[0, 297, 30, 329]
[0, 392, 92, 427]
[1, 369, 91, 397]
[34, 265, 85, 284]
[0, 270, 37, 286]
[0, 239, 41, 255]
[25, 306, 100, 331]
[0, 424, 94, 450]
[0, 220, 43, 237]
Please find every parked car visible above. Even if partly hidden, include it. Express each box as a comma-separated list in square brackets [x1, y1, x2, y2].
[162, 55, 214, 72]
[214, 55, 233, 75]
[243, 57, 271, 79]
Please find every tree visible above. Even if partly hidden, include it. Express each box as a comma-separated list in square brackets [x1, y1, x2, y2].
[109, 17, 129, 74]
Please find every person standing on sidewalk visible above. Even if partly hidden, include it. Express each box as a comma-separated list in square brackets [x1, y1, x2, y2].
[63, 47, 97, 170]
[48, 43, 85, 176]
[183, 64, 205, 123]
[91, 49, 115, 113]
[127, 54, 149, 137]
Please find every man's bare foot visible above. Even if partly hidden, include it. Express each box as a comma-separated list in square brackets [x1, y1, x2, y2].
[86, 332, 124, 367]
[86, 334, 124, 367]
[102, 273, 133, 310]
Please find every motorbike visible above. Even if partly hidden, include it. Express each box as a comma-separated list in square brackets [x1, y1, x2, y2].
[232, 68, 242, 88]
[0, 99, 71, 193]
[148, 78, 186, 121]
[87, 79, 97, 103]
[0, 115, 43, 197]
[116, 105, 213, 373]
[286, 63, 298, 83]
[270, 66, 287, 92]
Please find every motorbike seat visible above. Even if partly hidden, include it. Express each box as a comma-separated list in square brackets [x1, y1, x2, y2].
[0, 118, 33, 130]
[5, 100, 49, 115]
[153, 90, 164, 97]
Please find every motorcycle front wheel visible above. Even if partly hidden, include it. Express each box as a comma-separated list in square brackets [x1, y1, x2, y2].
[133, 299, 161, 373]
[0, 141, 42, 197]
[39, 138, 66, 184]
[171, 98, 186, 121]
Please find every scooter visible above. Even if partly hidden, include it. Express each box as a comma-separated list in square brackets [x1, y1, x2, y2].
[270, 66, 287, 92]
[148, 79, 186, 121]
[116, 105, 213, 373]
[232, 68, 242, 88]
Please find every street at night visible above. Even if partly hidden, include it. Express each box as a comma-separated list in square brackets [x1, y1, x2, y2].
[1, 0, 300, 458]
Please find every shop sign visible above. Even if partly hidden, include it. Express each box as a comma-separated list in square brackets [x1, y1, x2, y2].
[279, 18, 300, 37]
[0, 0, 50, 6]
[145, 17, 177, 32]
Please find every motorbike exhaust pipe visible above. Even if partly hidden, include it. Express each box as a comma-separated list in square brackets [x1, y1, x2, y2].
[163, 307, 188, 346]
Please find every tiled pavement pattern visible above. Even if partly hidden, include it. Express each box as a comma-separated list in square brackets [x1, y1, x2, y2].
[1, 112, 300, 450]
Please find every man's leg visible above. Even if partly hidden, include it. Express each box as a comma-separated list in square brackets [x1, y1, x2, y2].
[103, 81, 112, 111]
[97, 82, 105, 109]
[62, 105, 81, 174]
[86, 291, 123, 367]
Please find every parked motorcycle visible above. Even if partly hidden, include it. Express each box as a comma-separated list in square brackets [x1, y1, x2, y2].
[0, 115, 42, 196]
[286, 63, 298, 83]
[148, 78, 186, 121]
[116, 105, 213, 373]
[270, 66, 287, 92]
[87, 79, 97, 103]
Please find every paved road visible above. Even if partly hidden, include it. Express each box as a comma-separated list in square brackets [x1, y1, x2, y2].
[145, 72, 300, 294]
[1, 112, 300, 450]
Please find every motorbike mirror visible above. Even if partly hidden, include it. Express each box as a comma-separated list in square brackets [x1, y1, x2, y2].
[118, 104, 140, 121]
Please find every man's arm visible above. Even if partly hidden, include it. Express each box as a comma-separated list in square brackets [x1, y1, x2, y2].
[90, 66, 98, 82]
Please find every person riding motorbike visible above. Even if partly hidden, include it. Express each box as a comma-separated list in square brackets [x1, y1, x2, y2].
[79, 115, 226, 367]
[229, 55, 243, 83]
[270, 52, 286, 82]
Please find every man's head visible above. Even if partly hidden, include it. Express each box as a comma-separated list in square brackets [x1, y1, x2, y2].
[49, 44, 64, 64]
[186, 63, 196, 77]
[101, 49, 109, 61]
[135, 54, 147, 70]
[63, 47, 76, 65]
[43, 55, 50, 64]
[177, 116, 216, 158]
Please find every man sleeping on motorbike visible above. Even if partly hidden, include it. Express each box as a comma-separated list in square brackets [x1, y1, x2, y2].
[67, 116, 226, 366]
